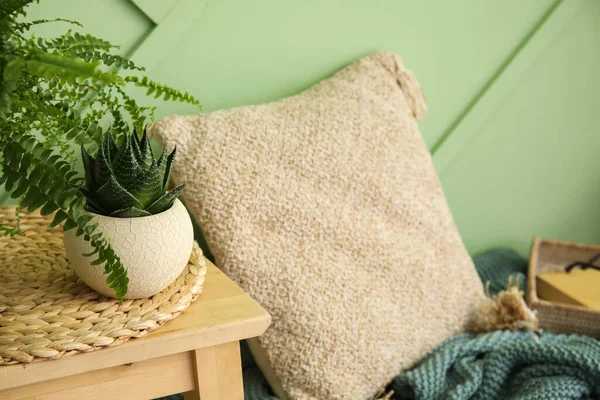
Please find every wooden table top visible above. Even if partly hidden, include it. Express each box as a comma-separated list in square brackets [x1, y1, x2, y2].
[0, 260, 271, 391]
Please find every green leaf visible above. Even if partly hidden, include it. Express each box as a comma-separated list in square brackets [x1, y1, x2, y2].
[138, 128, 154, 171]
[107, 131, 119, 156]
[28, 164, 44, 185]
[34, 170, 50, 192]
[40, 149, 53, 162]
[81, 144, 96, 192]
[86, 121, 103, 142]
[163, 147, 177, 191]
[83, 222, 98, 236]
[64, 170, 79, 182]
[21, 187, 47, 211]
[47, 183, 65, 204]
[40, 201, 59, 216]
[156, 139, 168, 168]
[58, 187, 77, 208]
[18, 152, 32, 174]
[90, 233, 102, 241]
[63, 217, 78, 231]
[56, 161, 71, 175]
[146, 183, 185, 214]
[106, 263, 126, 285]
[130, 127, 143, 163]
[93, 139, 113, 188]
[66, 127, 82, 140]
[3, 167, 20, 191]
[95, 175, 144, 211]
[82, 247, 100, 257]
[76, 214, 94, 226]
[111, 136, 142, 189]
[10, 178, 29, 198]
[49, 210, 69, 228]
[90, 257, 106, 266]
[5, 144, 19, 167]
[126, 162, 163, 207]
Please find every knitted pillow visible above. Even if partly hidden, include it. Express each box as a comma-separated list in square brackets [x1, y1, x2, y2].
[152, 51, 484, 400]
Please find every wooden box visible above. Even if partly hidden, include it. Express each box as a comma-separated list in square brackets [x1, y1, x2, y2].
[528, 237, 600, 337]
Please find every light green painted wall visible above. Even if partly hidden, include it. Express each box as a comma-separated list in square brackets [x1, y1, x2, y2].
[436, 0, 600, 255]
[130, 0, 555, 149]
[7, 0, 599, 256]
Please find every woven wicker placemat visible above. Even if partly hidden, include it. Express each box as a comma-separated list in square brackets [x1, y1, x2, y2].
[0, 207, 207, 365]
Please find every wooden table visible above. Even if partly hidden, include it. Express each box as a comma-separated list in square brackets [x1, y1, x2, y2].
[0, 261, 271, 400]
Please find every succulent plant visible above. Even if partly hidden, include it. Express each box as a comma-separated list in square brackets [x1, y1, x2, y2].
[81, 128, 185, 218]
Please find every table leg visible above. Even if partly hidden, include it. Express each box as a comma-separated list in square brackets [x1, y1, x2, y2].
[184, 341, 244, 400]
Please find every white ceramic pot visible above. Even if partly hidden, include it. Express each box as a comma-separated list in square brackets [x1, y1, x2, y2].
[63, 199, 194, 299]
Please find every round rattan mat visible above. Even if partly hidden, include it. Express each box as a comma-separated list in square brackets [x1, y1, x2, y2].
[0, 207, 207, 365]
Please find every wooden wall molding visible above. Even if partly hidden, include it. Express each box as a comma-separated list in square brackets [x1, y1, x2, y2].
[129, 0, 211, 71]
[130, 0, 179, 24]
[432, 0, 577, 171]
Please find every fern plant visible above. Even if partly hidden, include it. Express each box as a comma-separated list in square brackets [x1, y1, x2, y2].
[0, 0, 201, 298]
[82, 128, 185, 218]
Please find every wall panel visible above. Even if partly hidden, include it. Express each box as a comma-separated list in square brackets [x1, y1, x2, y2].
[437, 0, 600, 254]
[5, 0, 589, 257]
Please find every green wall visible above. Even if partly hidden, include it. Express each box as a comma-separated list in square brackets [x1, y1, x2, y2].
[7, 0, 600, 256]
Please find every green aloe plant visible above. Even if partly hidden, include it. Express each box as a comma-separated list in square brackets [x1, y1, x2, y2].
[81, 128, 185, 218]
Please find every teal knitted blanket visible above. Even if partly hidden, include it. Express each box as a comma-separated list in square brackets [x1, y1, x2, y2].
[160, 249, 600, 400]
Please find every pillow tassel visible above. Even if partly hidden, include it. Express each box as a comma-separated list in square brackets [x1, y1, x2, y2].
[474, 277, 539, 333]
[373, 52, 427, 119]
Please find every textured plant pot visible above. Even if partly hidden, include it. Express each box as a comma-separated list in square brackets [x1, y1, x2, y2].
[63, 199, 194, 299]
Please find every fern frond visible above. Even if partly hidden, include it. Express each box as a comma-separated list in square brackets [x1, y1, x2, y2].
[4, 52, 94, 82]
[13, 18, 82, 33]
[1, 142, 128, 298]
[125, 76, 202, 109]
[49, 31, 116, 53]
[4, 51, 123, 85]
[115, 85, 155, 130]
[16, 135, 78, 185]
[79, 51, 144, 71]
[64, 196, 129, 298]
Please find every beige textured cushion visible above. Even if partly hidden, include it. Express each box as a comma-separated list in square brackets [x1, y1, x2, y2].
[152, 51, 484, 400]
